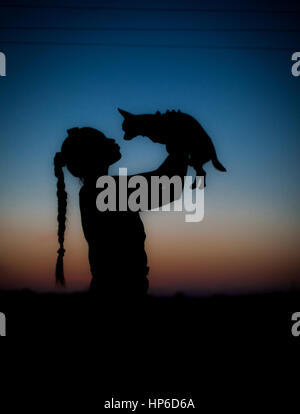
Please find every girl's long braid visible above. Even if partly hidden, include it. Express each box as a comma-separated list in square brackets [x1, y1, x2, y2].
[54, 152, 67, 286]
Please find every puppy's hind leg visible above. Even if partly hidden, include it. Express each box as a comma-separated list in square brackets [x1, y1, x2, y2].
[191, 166, 206, 189]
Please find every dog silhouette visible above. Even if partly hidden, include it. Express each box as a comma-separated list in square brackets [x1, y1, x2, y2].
[118, 108, 226, 188]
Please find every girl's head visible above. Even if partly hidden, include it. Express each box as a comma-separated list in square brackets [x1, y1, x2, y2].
[54, 127, 121, 285]
[59, 127, 121, 178]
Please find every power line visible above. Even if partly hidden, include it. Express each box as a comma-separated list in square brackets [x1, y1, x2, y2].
[1, 25, 300, 33]
[0, 4, 299, 14]
[0, 40, 296, 50]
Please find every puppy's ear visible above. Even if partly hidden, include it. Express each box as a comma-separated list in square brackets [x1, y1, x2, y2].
[118, 108, 133, 119]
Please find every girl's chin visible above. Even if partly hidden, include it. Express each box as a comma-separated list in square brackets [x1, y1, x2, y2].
[114, 152, 122, 162]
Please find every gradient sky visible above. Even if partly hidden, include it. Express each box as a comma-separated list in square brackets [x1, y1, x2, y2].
[0, 0, 300, 295]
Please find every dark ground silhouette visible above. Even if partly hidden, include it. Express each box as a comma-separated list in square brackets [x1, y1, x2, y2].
[0, 289, 296, 402]
[0, 289, 297, 342]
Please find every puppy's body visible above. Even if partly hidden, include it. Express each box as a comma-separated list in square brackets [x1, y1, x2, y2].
[118, 109, 226, 188]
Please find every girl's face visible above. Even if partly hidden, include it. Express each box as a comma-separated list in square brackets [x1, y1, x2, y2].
[64, 129, 122, 178]
[85, 134, 122, 176]
[101, 138, 122, 166]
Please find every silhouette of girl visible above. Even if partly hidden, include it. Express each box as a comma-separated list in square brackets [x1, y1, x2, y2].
[54, 126, 188, 299]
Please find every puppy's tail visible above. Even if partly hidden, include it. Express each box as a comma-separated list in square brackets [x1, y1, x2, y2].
[212, 157, 226, 172]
